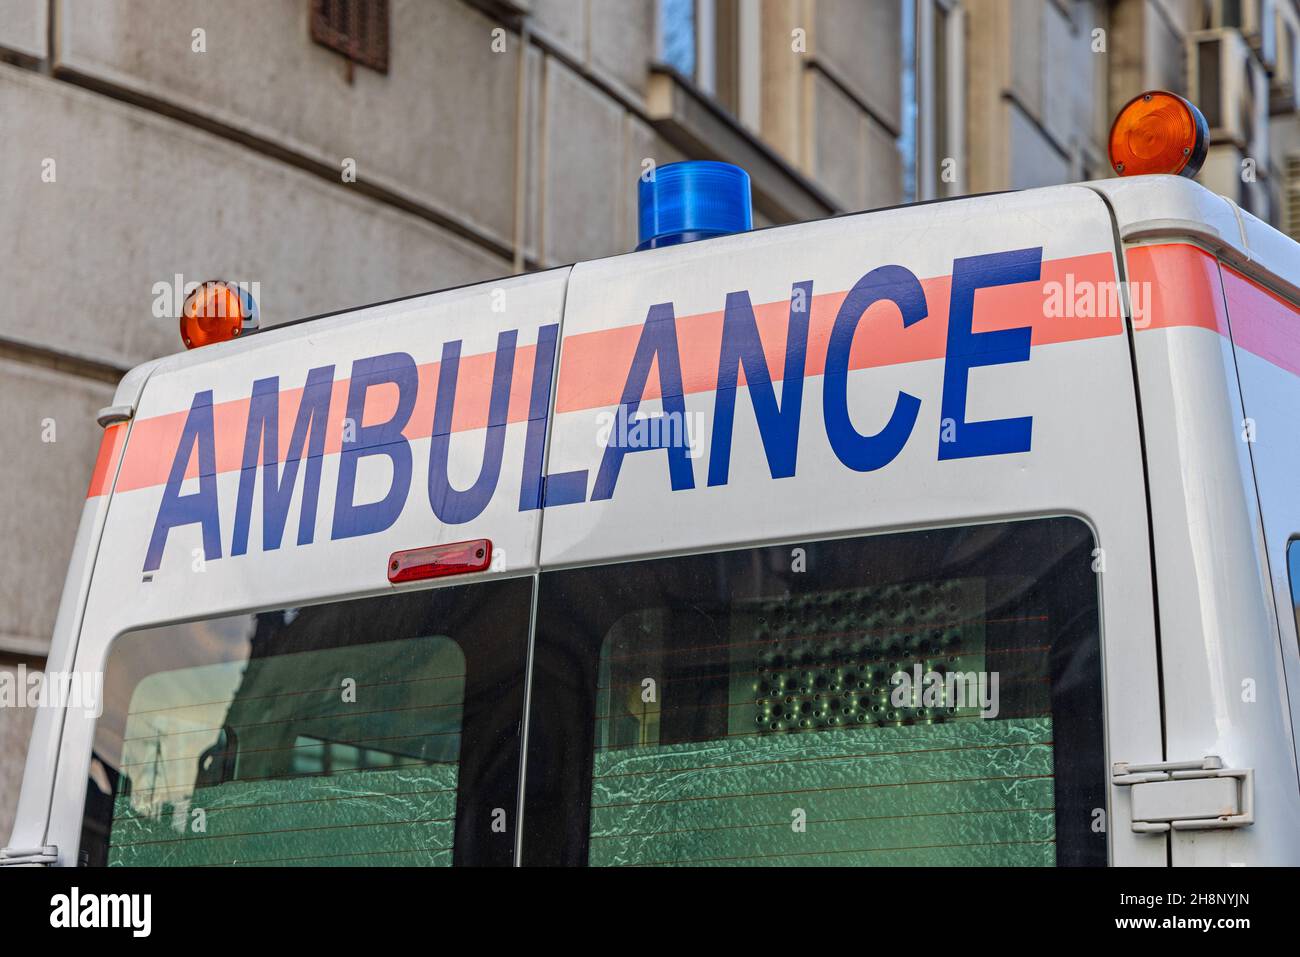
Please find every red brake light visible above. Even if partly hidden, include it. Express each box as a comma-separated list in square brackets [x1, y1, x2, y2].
[387, 539, 492, 583]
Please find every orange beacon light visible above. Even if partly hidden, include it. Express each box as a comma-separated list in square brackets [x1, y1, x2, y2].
[1108, 90, 1209, 179]
[180, 280, 259, 349]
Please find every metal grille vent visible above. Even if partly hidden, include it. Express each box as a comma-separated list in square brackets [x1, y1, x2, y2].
[1285, 154, 1300, 242]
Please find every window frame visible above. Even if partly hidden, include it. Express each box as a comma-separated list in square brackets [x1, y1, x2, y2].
[913, 0, 965, 201]
[656, 0, 762, 129]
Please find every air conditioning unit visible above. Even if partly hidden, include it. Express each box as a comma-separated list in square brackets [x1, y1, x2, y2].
[1284, 154, 1300, 242]
[1189, 29, 1265, 151]
[1209, 0, 1278, 69]
[1273, 1, 1300, 113]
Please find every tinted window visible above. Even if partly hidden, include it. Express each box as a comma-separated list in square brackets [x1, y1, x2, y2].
[523, 518, 1105, 866]
[81, 577, 532, 867]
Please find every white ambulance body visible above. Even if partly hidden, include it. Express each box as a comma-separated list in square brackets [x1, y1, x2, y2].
[6, 174, 1300, 868]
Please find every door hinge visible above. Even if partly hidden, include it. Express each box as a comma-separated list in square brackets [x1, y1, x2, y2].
[0, 844, 58, 866]
[1112, 756, 1254, 833]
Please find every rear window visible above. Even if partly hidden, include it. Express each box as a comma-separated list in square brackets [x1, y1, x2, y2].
[80, 578, 532, 867]
[522, 518, 1105, 866]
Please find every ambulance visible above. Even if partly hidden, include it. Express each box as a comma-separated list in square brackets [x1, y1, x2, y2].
[5, 91, 1300, 868]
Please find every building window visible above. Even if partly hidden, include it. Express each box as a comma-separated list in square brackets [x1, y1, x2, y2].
[311, 0, 390, 74]
[1285, 153, 1300, 242]
[659, 0, 698, 79]
[656, 0, 762, 130]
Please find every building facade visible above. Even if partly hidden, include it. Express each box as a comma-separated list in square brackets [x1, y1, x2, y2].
[1, 0, 1298, 841]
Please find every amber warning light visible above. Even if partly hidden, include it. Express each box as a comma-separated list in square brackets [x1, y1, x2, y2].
[388, 539, 492, 584]
[180, 280, 260, 350]
[1108, 90, 1208, 179]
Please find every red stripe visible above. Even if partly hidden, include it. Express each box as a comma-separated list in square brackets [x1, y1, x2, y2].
[95, 250, 1123, 499]
[556, 252, 1122, 412]
[1221, 264, 1300, 376]
[86, 423, 127, 498]
[1123, 243, 1230, 336]
[112, 346, 538, 495]
[1126, 244, 1300, 376]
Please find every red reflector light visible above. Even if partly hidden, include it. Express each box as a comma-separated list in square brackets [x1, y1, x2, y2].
[387, 539, 491, 584]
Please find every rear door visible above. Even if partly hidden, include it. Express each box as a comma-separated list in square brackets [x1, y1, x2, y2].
[50, 269, 571, 866]
[522, 186, 1166, 865]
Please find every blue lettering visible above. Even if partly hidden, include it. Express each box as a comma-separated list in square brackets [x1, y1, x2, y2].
[939, 247, 1040, 459]
[823, 266, 926, 471]
[231, 365, 334, 555]
[519, 323, 588, 510]
[592, 302, 695, 500]
[331, 352, 417, 540]
[708, 281, 812, 486]
[428, 331, 515, 524]
[144, 390, 221, 571]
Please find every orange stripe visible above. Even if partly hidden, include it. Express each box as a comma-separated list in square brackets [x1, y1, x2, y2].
[95, 250, 1123, 499]
[556, 251, 1122, 412]
[86, 422, 127, 498]
[111, 345, 538, 495]
[1126, 244, 1300, 376]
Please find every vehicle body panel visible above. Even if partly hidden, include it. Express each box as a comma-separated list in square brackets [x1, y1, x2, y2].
[39, 268, 571, 862]
[10, 176, 1300, 867]
[1117, 242, 1300, 864]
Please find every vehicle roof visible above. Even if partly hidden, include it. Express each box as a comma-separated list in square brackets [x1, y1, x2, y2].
[104, 175, 1298, 418]
[1086, 176, 1299, 300]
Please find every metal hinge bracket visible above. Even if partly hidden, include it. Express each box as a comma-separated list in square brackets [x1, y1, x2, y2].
[1112, 756, 1254, 833]
[0, 844, 58, 866]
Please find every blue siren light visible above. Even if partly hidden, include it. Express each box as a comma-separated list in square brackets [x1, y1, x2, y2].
[637, 160, 753, 250]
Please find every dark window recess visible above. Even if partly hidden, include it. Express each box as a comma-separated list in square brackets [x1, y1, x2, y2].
[1199, 39, 1222, 131]
[311, 0, 390, 73]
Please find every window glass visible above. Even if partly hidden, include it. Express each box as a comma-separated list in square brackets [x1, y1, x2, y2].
[1287, 540, 1300, 642]
[901, 0, 917, 202]
[659, 0, 697, 77]
[523, 518, 1105, 866]
[81, 578, 532, 867]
